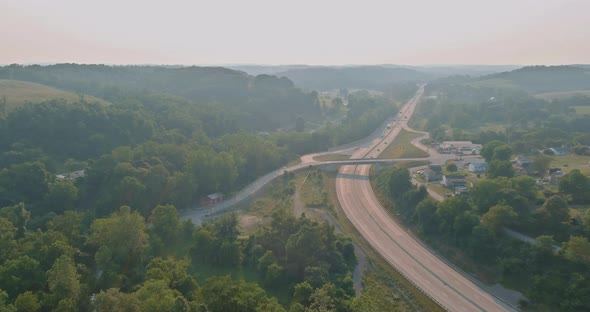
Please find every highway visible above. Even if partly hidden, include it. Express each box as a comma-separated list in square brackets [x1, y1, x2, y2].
[335, 87, 515, 312]
[180, 86, 515, 311]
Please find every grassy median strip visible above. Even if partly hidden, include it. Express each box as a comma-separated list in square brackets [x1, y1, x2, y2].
[379, 128, 429, 159]
[312, 153, 351, 161]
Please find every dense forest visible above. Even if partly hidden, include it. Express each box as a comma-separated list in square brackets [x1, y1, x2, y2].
[0, 64, 406, 311]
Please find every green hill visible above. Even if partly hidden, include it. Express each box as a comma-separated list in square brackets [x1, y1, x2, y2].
[277, 66, 429, 90]
[470, 66, 590, 93]
[0, 79, 109, 111]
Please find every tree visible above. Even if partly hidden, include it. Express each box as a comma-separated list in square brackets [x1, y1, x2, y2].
[536, 195, 570, 231]
[14, 291, 40, 312]
[563, 236, 590, 265]
[43, 180, 79, 213]
[89, 206, 148, 276]
[295, 116, 305, 132]
[532, 155, 552, 175]
[0, 256, 43, 298]
[307, 283, 337, 312]
[559, 169, 590, 204]
[134, 280, 184, 312]
[92, 288, 141, 312]
[0, 217, 17, 262]
[47, 255, 81, 311]
[447, 163, 458, 172]
[487, 160, 514, 178]
[492, 145, 512, 161]
[0, 290, 16, 312]
[414, 199, 437, 229]
[149, 205, 180, 243]
[386, 167, 413, 198]
[145, 257, 198, 299]
[481, 204, 517, 233]
[481, 140, 505, 162]
[201, 276, 285, 312]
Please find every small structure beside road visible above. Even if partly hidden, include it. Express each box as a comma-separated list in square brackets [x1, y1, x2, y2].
[206, 192, 225, 205]
[56, 170, 85, 181]
[438, 141, 482, 155]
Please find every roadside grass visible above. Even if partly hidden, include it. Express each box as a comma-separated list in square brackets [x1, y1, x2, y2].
[573, 106, 590, 115]
[286, 158, 302, 167]
[298, 169, 328, 207]
[325, 170, 445, 312]
[396, 160, 430, 169]
[312, 153, 351, 162]
[379, 128, 429, 159]
[0, 79, 109, 110]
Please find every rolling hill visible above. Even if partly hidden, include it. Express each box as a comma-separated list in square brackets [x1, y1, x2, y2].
[0, 79, 109, 111]
[276, 66, 430, 90]
[470, 65, 590, 93]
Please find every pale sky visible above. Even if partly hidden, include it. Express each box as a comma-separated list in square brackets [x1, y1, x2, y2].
[1, 0, 589, 65]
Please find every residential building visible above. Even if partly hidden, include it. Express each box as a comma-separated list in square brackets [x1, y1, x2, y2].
[207, 193, 225, 205]
[422, 168, 442, 181]
[56, 170, 86, 181]
[468, 162, 488, 173]
[548, 171, 565, 185]
[442, 175, 467, 188]
[514, 156, 533, 167]
[548, 147, 570, 156]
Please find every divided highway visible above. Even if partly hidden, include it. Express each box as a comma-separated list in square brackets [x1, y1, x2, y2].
[181, 86, 515, 311]
[335, 87, 515, 312]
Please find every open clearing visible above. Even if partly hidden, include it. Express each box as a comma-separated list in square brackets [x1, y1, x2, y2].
[378, 128, 429, 159]
[573, 106, 590, 115]
[0, 79, 109, 111]
[534, 90, 590, 101]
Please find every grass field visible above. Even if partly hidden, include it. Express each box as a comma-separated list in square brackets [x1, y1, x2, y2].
[312, 153, 351, 161]
[549, 154, 590, 174]
[573, 106, 590, 115]
[379, 128, 429, 159]
[0, 79, 109, 111]
[534, 90, 590, 101]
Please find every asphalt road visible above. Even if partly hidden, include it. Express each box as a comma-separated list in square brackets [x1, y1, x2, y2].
[334, 87, 516, 312]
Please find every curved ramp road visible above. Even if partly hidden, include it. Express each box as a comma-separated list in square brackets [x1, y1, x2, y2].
[335, 87, 514, 312]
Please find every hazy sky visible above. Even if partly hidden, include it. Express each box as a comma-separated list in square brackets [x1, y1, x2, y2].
[1, 0, 589, 65]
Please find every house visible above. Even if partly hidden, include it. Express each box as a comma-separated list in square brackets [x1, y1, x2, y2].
[514, 156, 533, 167]
[548, 171, 565, 185]
[56, 170, 86, 181]
[442, 175, 467, 188]
[468, 162, 488, 173]
[422, 168, 442, 181]
[207, 193, 225, 205]
[547, 147, 570, 156]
